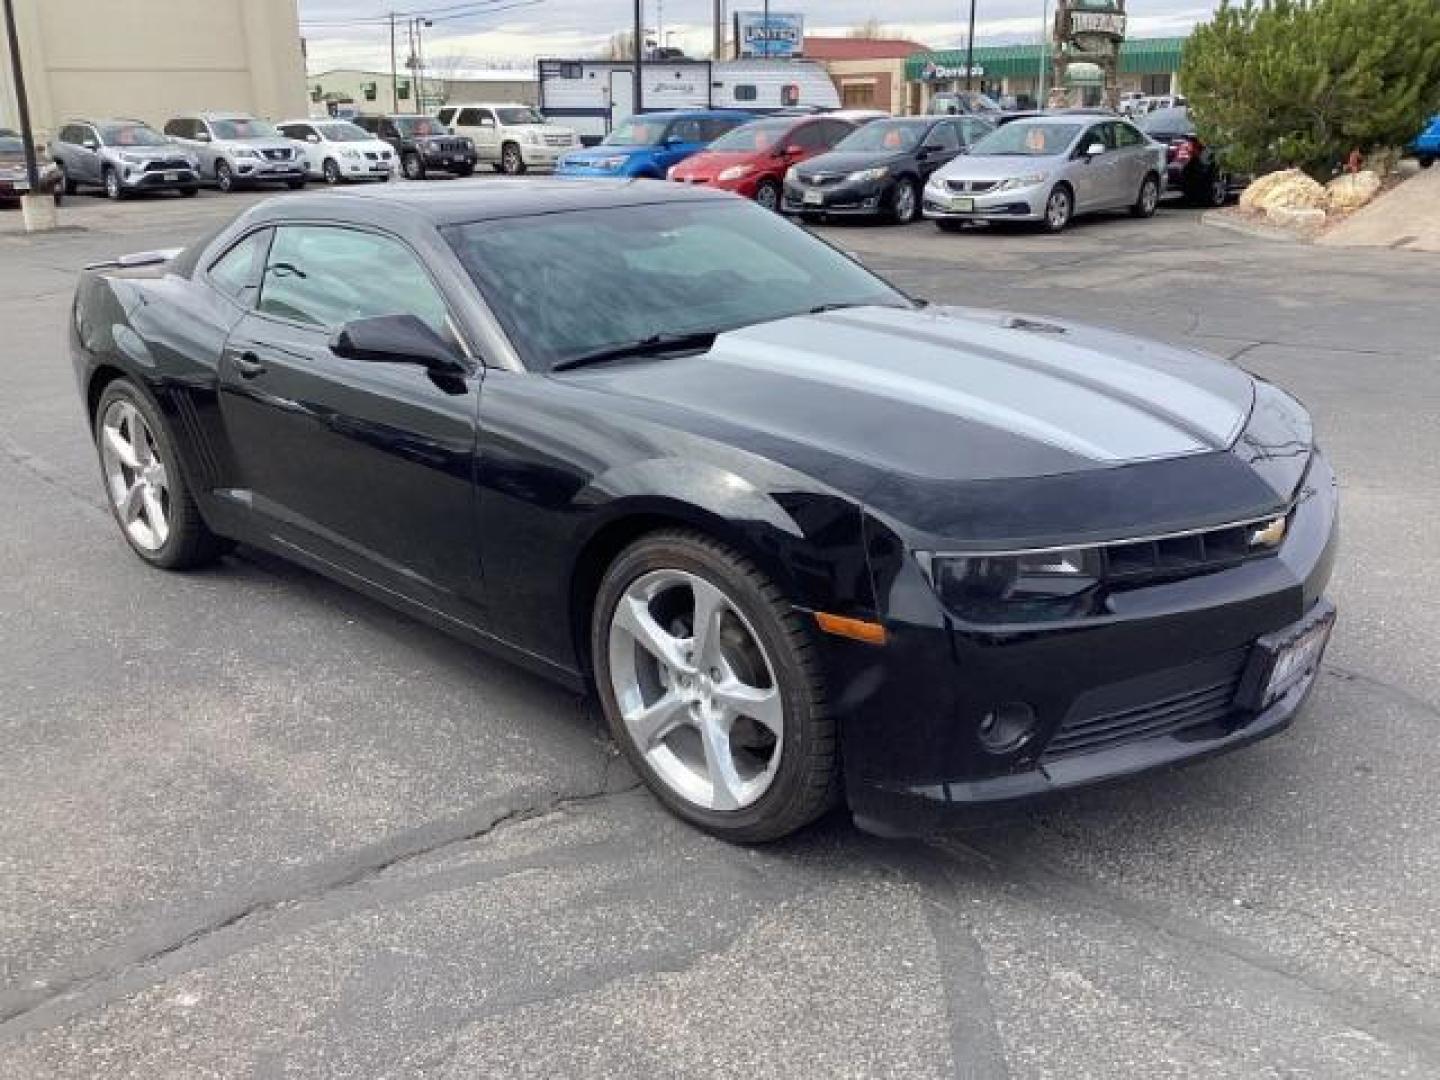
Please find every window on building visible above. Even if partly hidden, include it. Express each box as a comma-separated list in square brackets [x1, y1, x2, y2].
[310, 85, 323, 103]
[841, 83, 876, 108]
[397, 79, 411, 101]
[560, 62, 583, 79]
[781, 83, 800, 107]
[362, 81, 378, 102]
[1141, 73, 1170, 96]
[733, 85, 757, 102]
[258, 226, 450, 336]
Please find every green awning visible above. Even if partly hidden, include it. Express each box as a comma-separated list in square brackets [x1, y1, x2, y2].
[906, 36, 1185, 81]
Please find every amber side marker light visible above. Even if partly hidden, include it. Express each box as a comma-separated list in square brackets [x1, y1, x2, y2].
[814, 612, 888, 646]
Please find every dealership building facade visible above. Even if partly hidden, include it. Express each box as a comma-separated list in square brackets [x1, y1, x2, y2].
[0, 0, 307, 139]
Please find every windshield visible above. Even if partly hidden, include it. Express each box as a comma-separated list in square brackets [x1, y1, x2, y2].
[835, 121, 925, 153]
[212, 118, 279, 140]
[317, 122, 370, 143]
[496, 107, 545, 125]
[969, 122, 1081, 157]
[394, 116, 444, 137]
[602, 117, 667, 147]
[99, 123, 168, 147]
[708, 120, 791, 152]
[445, 201, 908, 372]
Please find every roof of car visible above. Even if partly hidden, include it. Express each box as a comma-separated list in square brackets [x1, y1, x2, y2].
[254, 177, 734, 227]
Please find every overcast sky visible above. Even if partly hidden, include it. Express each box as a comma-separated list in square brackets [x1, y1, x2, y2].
[300, 1, 1219, 73]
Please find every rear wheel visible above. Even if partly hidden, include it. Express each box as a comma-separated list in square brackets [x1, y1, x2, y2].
[593, 530, 837, 842]
[1130, 173, 1160, 218]
[753, 179, 781, 212]
[1419, 154, 1435, 169]
[94, 380, 229, 570]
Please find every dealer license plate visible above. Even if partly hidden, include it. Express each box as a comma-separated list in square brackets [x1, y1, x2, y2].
[803, 189, 824, 206]
[948, 195, 974, 211]
[1237, 601, 1335, 711]
[164, 172, 178, 182]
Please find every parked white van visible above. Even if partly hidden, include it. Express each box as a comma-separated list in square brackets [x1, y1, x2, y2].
[434, 103, 578, 174]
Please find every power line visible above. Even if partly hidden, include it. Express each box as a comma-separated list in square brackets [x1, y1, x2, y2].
[299, 0, 537, 28]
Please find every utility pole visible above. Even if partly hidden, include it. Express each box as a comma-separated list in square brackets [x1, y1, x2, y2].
[389, 12, 399, 112]
[964, 0, 978, 92]
[1, 0, 40, 197]
[413, 18, 432, 112]
[762, 0, 770, 56]
[713, 0, 723, 59]
[632, 0, 642, 116]
[1037, 0, 1049, 108]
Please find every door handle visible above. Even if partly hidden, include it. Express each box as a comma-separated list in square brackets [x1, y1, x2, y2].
[232, 351, 267, 379]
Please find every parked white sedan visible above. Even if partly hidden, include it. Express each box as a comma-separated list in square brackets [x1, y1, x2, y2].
[276, 119, 396, 184]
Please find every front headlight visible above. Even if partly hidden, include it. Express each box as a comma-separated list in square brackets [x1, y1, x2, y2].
[993, 173, 1048, 193]
[922, 549, 1104, 624]
[523, 131, 542, 145]
[234, 148, 260, 160]
[849, 166, 889, 184]
[784, 166, 799, 184]
[118, 152, 149, 165]
[184, 154, 200, 168]
[341, 148, 363, 160]
[718, 164, 754, 182]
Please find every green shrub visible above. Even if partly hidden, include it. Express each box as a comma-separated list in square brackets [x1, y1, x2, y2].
[1182, 0, 1440, 178]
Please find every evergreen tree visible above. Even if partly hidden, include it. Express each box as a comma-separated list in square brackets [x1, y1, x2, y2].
[1182, 0, 1440, 177]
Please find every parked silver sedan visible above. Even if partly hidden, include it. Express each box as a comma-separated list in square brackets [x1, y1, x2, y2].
[923, 115, 1165, 232]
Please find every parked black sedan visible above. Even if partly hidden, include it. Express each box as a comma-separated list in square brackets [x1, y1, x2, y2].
[71, 181, 1337, 841]
[782, 116, 993, 224]
[1139, 106, 1243, 207]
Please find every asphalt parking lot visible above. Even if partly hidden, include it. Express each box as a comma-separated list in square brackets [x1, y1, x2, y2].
[2, 183, 1438, 1079]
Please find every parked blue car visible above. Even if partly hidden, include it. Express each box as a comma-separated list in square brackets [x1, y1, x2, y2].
[555, 110, 752, 179]
[1412, 114, 1439, 168]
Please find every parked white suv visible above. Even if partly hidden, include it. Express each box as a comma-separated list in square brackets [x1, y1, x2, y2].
[435, 103, 578, 174]
[276, 118, 396, 184]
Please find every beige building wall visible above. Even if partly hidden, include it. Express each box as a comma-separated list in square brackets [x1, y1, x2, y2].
[823, 59, 910, 115]
[0, 0, 308, 141]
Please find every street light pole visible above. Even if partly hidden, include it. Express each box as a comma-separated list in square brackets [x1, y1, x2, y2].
[632, 0, 643, 116]
[1038, 0, 1049, 107]
[964, 0, 978, 92]
[1, 0, 40, 195]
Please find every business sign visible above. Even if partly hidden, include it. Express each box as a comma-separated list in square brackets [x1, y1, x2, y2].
[1068, 11, 1127, 37]
[735, 12, 805, 59]
[921, 61, 985, 81]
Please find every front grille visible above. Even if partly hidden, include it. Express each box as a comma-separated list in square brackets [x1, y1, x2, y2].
[946, 178, 997, 193]
[1044, 651, 1247, 760]
[262, 148, 292, 162]
[432, 139, 466, 154]
[544, 133, 572, 147]
[1102, 523, 1261, 585]
[143, 159, 190, 173]
[803, 174, 844, 187]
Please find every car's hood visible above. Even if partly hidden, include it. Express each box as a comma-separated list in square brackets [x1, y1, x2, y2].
[796, 150, 908, 177]
[566, 305, 1289, 545]
[934, 153, 1065, 181]
[109, 144, 188, 159]
[512, 123, 574, 137]
[567, 146, 649, 162]
[673, 150, 759, 176]
[216, 138, 296, 154]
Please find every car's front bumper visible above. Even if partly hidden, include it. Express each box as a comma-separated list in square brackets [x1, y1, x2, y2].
[119, 165, 200, 190]
[922, 180, 1048, 222]
[231, 160, 304, 184]
[831, 449, 1340, 837]
[521, 145, 573, 167]
[782, 175, 890, 216]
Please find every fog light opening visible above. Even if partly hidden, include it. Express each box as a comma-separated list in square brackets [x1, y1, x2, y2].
[979, 702, 1038, 754]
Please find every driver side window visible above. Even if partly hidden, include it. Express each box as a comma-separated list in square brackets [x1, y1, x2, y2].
[257, 226, 450, 336]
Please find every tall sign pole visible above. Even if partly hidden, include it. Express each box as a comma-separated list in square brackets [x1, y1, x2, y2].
[1, 0, 40, 194]
[633, 0, 643, 115]
[964, 0, 978, 92]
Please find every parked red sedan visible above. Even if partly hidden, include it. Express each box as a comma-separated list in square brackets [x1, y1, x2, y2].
[669, 115, 856, 210]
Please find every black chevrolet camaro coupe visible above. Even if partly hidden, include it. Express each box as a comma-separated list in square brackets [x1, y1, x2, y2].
[71, 180, 1338, 840]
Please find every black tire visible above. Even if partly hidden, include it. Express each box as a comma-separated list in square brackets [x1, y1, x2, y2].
[179, 186, 199, 198]
[93, 379, 230, 570]
[592, 529, 838, 842]
[1418, 154, 1435, 169]
[58, 163, 77, 196]
[215, 160, 236, 193]
[490, 162, 506, 173]
[103, 167, 124, 200]
[1042, 183, 1073, 232]
[888, 176, 919, 225]
[402, 151, 424, 180]
[285, 178, 307, 190]
[500, 142, 526, 175]
[322, 158, 342, 185]
[1130, 172, 1160, 218]
[753, 179, 781, 212]
[935, 218, 967, 233]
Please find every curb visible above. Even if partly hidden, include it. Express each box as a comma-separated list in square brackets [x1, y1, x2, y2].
[1200, 210, 1307, 244]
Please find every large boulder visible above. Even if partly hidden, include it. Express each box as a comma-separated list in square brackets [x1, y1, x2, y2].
[1325, 170, 1382, 212]
[1240, 168, 1329, 213]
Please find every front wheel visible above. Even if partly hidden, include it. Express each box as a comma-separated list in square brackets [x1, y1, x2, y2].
[888, 177, 919, 224]
[103, 167, 124, 200]
[753, 179, 781, 212]
[94, 380, 229, 569]
[1130, 173, 1160, 218]
[593, 530, 837, 842]
[402, 152, 424, 180]
[215, 160, 236, 193]
[322, 158, 342, 185]
[58, 163, 77, 195]
[1043, 184, 1073, 232]
[500, 143, 526, 175]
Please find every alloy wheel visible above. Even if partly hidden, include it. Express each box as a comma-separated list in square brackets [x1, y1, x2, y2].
[754, 181, 780, 212]
[502, 146, 523, 175]
[1139, 176, 1159, 216]
[403, 153, 422, 180]
[99, 399, 170, 552]
[606, 569, 784, 812]
[216, 161, 233, 192]
[1046, 187, 1071, 231]
[104, 169, 121, 200]
[892, 180, 917, 224]
[323, 159, 341, 185]
[1210, 173, 1229, 206]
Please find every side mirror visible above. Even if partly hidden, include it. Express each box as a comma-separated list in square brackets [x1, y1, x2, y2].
[82, 139, 98, 151]
[1084, 142, 1106, 158]
[923, 143, 945, 153]
[330, 313, 465, 374]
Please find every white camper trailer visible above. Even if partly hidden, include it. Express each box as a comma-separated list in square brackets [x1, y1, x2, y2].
[537, 59, 841, 145]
